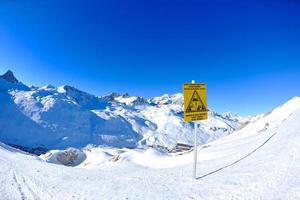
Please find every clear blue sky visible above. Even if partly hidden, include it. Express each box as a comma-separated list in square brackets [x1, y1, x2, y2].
[0, 0, 300, 115]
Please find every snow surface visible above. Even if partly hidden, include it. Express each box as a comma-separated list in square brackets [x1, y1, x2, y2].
[1, 97, 300, 199]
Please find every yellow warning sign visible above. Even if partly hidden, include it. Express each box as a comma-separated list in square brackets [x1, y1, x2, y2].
[183, 83, 208, 122]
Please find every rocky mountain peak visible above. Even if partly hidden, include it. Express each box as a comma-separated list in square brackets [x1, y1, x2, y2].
[1, 70, 19, 84]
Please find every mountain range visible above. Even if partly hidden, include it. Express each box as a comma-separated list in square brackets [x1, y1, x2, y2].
[0, 70, 249, 151]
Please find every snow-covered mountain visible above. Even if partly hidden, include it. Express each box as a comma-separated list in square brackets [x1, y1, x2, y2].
[0, 70, 246, 151]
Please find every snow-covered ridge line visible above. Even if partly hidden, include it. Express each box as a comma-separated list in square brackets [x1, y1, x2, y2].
[0, 70, 253, 150]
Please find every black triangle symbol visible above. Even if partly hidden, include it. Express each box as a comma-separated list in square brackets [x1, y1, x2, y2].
[186, 90, 206, 113]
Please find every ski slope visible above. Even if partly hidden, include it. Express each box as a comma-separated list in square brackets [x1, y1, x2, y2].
[1, 97, 300, 199]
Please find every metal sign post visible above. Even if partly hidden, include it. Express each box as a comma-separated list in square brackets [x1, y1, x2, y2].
[193, 121, 197, 179]
[191, 80, 197, 179]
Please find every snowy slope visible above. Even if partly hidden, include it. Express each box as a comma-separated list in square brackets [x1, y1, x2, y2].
[0, 70, 245, 150]
[0, 97, 300, 199]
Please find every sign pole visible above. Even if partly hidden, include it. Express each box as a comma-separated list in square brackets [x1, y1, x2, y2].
[193, 121, 197, 179]
[191, 80, 197, 179]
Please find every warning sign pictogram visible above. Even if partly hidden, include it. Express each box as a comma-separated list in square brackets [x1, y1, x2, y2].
[186, 90, 206, 113]
[183, 83, 208, 122]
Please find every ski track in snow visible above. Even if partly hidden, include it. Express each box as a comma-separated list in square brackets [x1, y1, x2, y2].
[198, 131, 277, 180]
[12, 172, 27, 200]
[11, 171, 39, 200]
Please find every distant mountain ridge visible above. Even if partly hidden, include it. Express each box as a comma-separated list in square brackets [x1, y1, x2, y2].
[0, 70, 249, 151]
